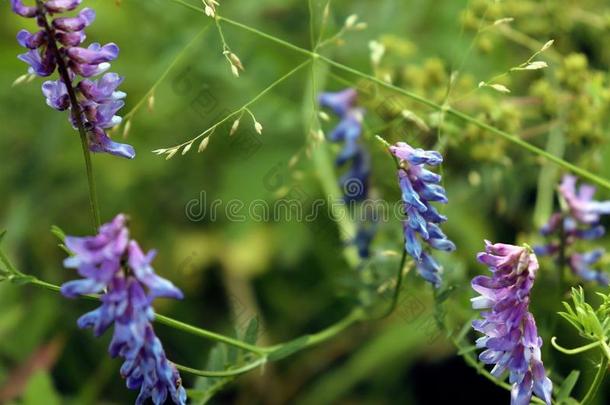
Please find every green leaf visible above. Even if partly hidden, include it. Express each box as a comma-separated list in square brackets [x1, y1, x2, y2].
[556, 370, 580, 401]
[226, 328, 239, 365]
[190, 343, 237, 405]
[207, 344, 227, 372]
[185, 388, 208, 403]
[0, 230, 7, 244]
[558, 312, 583, 334]
[243, 317, 259, 345]
[23, 370, 61, 405]
[268, 336, 310, 361]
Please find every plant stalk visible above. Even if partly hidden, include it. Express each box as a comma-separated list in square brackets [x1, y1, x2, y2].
[35, 0, 101, 230]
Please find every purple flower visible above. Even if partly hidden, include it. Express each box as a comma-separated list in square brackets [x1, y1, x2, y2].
[11, 0, 134, 159]
[560, 175, 610, 224]
[11, 0, 37, 18]
[42, 80, 70, 111]
[61, 215, 186, 405]
[569, 250, 609, 285]
[67, 42, 119, 65]
[319, 88, 374, 258]
[318, 88, 357, 116]
[44, 0, 82, 14]
[536, 175, 609, 285]
[52, 7, 95, 32]
[391, 142, 455, 287]
[472, 241, 553, 405]
[16, 29, 46, 49]
[78, 73, 126, 103]
[88, 127, 135, 159]
[319, 90, 370, 203]
[18, 48, 56, 77]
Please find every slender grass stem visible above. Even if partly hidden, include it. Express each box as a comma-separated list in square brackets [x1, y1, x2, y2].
[35, 0, 101, 230]
[314, 1, 332, 50]
[160, 60, 310, 150]
[167, 0, 610, 188]
[123, 24, 212, 122]
[163, 2, 610, 189]
[307, 0, 316, 50]
[581, 354, 609, 405]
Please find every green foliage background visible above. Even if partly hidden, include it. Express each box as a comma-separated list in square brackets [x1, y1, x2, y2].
[1, 0, 610, 403]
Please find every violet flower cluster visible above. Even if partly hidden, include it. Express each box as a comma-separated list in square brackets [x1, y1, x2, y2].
[319, 89, 370, 203]
[472, 241, 552, 405]
[319, 88, 376, 258]
[535, 175, 610, 285]
[60, 214, 186, 405]
[11, 0, 135, 159]
[390, 142, 455, 287]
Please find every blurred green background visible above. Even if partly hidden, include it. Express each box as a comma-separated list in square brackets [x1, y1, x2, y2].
[2, 0, 610, 403]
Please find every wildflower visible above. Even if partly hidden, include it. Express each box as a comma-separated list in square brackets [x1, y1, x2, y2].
[61, 214, 186, 405]
[569, 250, 609, 286]
[319, 88, 374, 258]
[319, 89, 370, 203]
[560, 175, 610, 224]
[390, 142, 455, 287]
[535, 175, 609, 285]
[11, 0, 134, 159]
[472, 241, 552, 405]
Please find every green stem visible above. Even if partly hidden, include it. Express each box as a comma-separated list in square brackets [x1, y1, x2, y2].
[35, 0, 100, 230]
[169, 0, 610, 188]
[581, 354, 608, 405]
[123, 24, 212, 122]
[558, 212, 568, 294]
[174, 356, 267, 377]
[263, 308, 366, 357]
[78, 134, 101, 229]
[162, 60, 310, 150]
[295, 308, 365, 350]
[6, 268, 368, 364]
[224, 14, 610, 188]
[601, 340, 610, 361]
[154, 314, 267, 355]
[378, 249, 407, 319]
[551, 337, 601, 355]
[164, 0, 610, 190]
[9, 270, 263, 354]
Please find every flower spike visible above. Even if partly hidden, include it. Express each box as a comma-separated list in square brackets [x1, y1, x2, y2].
[391, 141, 455, 287]
[61, 215, 186, 405]
[11, 0, 134, 159]
[536, 175, 610, 285]
[472, 241, 553, 405]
